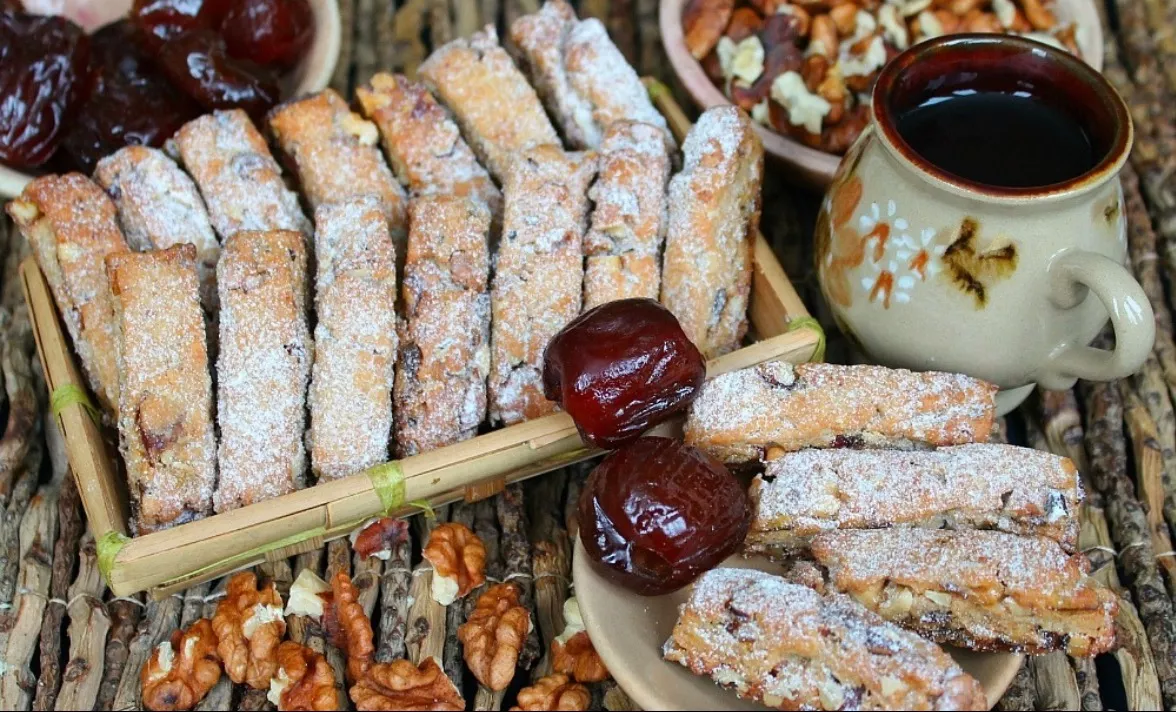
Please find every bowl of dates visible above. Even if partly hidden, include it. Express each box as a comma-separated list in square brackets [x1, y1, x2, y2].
[0, 0, 340, 197]
[577, 436, 751, 596]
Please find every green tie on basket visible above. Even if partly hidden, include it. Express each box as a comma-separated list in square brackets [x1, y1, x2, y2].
[787, 316, 827, 363]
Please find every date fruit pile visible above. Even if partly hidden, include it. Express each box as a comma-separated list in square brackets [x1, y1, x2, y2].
[0, 0, 314, 173]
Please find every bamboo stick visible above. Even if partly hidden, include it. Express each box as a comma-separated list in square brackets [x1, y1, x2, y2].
[32, 475, 81, 712]
[1032, 391, 1165, 712]
[54, 532, 109, 712]
[0, 486, 58, 711]
[95, 596, 143, 711]
[111, 595, 182, 710]
[1080, 373, 1176, 708]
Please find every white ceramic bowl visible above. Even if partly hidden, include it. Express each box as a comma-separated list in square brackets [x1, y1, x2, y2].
[573, 538, 1023, 711]
[0, 0, 341, 198]
[659, 0, 1104, 189]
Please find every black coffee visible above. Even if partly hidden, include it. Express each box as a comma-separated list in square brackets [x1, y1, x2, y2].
[895, 91, 1097, 188]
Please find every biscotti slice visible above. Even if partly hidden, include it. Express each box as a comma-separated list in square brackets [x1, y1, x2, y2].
[169, 110, 311, 241]
[107, 245, 216, 533]
[419, 25, 560, 183]
[747, 444, 1082, 557]
[308, 198, 399, 481]
[809, 529, 1119, 657]
[94, 146, 221, 310]
[7, 173, 130, 414]
[510, 0, 672, 151]
[684, 362, 998, 464]
[355, 73, 502, 223]
[583, 121, 670, 309]
[395, 196, 492, 456]
[660, 107, 763, 358]
[489, 146, 597, 425]
[268, 90, 408, 238]
[215, 230, 312, 511]
[664, 568, 987, 711]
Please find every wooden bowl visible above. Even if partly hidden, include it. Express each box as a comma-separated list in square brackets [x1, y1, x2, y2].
[659, 0, 1104, 190]
[574, 538, 1023, 711]
[0, 0, 341, 199]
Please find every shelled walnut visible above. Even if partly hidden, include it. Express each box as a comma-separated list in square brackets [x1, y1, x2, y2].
[421, 521, 487, 605]
[550, 598, 609, 683]
[268, 642, 339, 711]
[141, 619, 222, 711]
[510, 674, 591, 711]
[212, 572, 287, 690]
[682, 0, 1083, 154]
[349, 658, 464, 711]
[457, 583, 532, 691]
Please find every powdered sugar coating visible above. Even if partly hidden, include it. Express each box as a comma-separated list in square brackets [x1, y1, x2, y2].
[8, 173, 130, 414]
[665, 568, 987, 711]
[107, 245, 216, 533]
[215, 231, 312, 511]
[749, 444, 1082, 552]
[94, 146, 222, 311]
[685, 361, 998, 463]
[583, 121, 670, 309]
[308, 199, 398, 481]
[268, 90, 408, 250]
[489, 146, 596, 425]
[419, 25, 560, 183]
[169, 110, 311, 242]
[660, 107, 762, 358]
[396, 196, 491, 456]
[356, 73, 502, 227]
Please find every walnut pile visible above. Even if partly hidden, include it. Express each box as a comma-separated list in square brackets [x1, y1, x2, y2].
[422, 521, 487, 605]
[509, 674, 591, 711]
[323, 571, 376, 684]
[457, 582, 532, 691]
[683, 0, 1082, 153]
[268, 642, 340, 711]
[212, 571, 287, 689]
[349, 657, 464, 711]
[140, 619, 222, 711]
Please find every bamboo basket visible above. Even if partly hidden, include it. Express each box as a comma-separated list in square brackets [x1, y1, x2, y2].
[19, 83, 823, 599]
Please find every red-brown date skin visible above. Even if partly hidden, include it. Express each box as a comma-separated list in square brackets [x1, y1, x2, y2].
[157, 29, 279, 121]
[131, 0, 232, 54]
[0, 11, 89, 168]
[578, 437, 751, 596]
[220, 0, 315, 71]
[544, 298, 706, 449]
[62, 20, 200, 173]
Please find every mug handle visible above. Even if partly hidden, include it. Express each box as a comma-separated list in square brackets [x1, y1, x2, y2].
[1041, 250, 1155, 389]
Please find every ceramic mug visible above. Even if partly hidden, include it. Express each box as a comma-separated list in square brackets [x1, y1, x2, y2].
[815, 34, 1154, 414]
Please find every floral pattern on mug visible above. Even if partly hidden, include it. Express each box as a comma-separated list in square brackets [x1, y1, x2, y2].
[818, 174, 868, 308]
[852, 200, 948, 309]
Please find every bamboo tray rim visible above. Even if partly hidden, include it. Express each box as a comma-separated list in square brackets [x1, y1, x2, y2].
[19, 83, 824, 598]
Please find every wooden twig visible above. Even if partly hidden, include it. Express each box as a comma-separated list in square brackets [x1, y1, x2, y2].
[526, 469, 570, 679]
[1118, 382, 1176, 595]
[0, 486, 59, 711]
[332, 0, 356, 94]
[470, 498, 504, 711]
[1070, 655, 1103, 711]
[444, 504, 475, 689]
[354, 0, 379, 87]
[393, 0, 430, 79]
[1081, 372, 1176, 708]
[375, 528, 412, 663]
[601, 681, 638, 711]
[111, 595, 183, 711]
[431, 0, 454, 48]
[324, 540, 352, 709]
[498, 484, 539, 670]
[288, 549, 325, 645]
[452, 0, 481, 39]
[95, 596, 143, 711]
[608, 0, 637, 65]
[0, 311, 38, 505]
[237, 688, 273, 711]
[32, 474, 82, 711]
[995, 660, 1037, 711]
[179, 581, 210, 629]
[406, 507, 448, 667]
[196, 578, 233, 712]
[1031, 393, 1166, 711]
[55, 532, 109, 712]
[352, 549, 382, 622]
[376, 0, 399, 75]
[635, 0, 661, 79]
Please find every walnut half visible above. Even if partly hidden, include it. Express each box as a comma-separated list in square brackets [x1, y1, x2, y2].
[268, 641, 340, 711]
[422, 521, 487, 605]
[325, 571, 376, 684]
[212, 572, 287, 690]
[141, 619, 222, 711]
[349, 657, 463, 711]
[551, 598, 608, 683]
[510, 674, 590, 711]
[457, 583, 532, 691]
